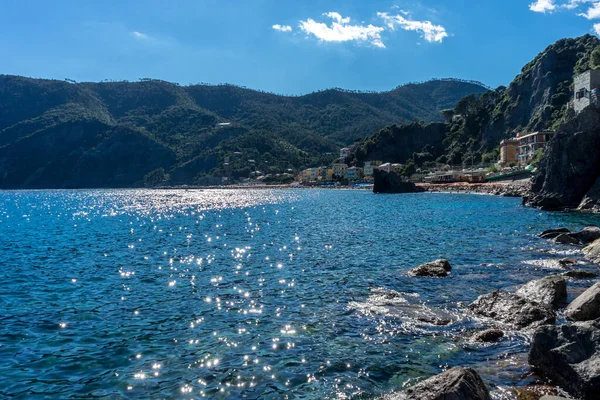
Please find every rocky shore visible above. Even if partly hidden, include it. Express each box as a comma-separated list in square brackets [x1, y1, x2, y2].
[418, 179, 532, 198]
[386, 226, 600, 400]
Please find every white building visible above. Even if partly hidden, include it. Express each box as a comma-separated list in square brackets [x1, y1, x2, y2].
[340, 147, 352, 161]
[363, 161, 382, 177]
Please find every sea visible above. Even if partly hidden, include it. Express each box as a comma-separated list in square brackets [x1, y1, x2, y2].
[1, 189, 599, 399]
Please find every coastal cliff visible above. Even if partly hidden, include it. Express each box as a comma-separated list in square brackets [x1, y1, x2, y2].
[525, 107, 600, 211]
[373, 169, 424, 194]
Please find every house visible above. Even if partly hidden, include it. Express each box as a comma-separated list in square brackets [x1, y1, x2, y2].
[363, 161, 383, 177]
[378, 163, 392, 173]
[499, 138, 519, 166]
[572, 69, 600, 114]
[516, 131, 553, 165]
[332, 163, 347, 178]
[340, 148, 352, 161]
[345, 167, 361, 181]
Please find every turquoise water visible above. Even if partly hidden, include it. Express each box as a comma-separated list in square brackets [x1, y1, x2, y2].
[1, 189, 599, 399]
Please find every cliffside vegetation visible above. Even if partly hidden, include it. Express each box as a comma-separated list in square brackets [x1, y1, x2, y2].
[0, 76, 486, 188]
[350, 35, 600, 173]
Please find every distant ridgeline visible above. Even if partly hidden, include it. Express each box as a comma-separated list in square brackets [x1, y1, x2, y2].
[0, 74, 486, 188]
[347, 34, 600, 171]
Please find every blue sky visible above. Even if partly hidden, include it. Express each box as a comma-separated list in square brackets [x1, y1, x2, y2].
[0, 0, 598, 94]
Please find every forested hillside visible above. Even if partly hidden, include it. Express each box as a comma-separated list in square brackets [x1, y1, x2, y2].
[0, 76, 486, 188]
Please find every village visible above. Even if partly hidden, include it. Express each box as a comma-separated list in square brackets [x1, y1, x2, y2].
[295, 68, 599, 186]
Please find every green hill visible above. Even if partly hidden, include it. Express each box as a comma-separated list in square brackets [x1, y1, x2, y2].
[0, 76, 486, 188]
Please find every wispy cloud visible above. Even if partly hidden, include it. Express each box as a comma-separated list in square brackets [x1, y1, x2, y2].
[579, 1, 600, 19]
[529, 0, 557, 13]
[378, 12, 448, 43]
[298, 12, 385, 48]
[130, 31, 149, 40]
[272, 24, 292, 32]
[529, 0, 600, 34]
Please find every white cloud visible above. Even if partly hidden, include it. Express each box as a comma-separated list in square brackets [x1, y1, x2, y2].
[378, 12, 448, 43]
[131, 31, 149, 40]
[529, 0, 557, 13]
[272, 24, 292, 32]
[298, 12, 385, 48]
[594, 22, 600, 33]
[579, 1, 600, 19]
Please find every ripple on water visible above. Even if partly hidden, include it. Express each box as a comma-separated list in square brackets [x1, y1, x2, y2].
[1, 190, 600, 398]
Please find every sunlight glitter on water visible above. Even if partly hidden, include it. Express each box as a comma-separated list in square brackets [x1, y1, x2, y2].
[1, 189, 600, 399]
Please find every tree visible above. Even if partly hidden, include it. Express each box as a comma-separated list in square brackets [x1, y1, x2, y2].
[591, 46, 600, 70]
[143, 168, 169, 187]
[402, 160, 416, 177]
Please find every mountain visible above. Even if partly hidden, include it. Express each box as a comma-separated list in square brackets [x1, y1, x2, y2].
[349, 35, 600, 169]
[0, 75, 486, 188]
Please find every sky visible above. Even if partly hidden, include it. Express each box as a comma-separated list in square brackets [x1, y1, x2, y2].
[0, 0, 599, 94]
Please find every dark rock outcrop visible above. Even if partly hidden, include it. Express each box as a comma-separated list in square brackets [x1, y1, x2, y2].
[468, 290, 555, 329]
[525, 108, 600, 211]
[563, 270, 599, 279]
[583, 239, 600, 264]
[558, 258, 577, 268]
[373, 169, 424, 194]
[409, 259, 452, 277]
[553, 233, 579, 245]
[539, 228, 570, 239]
[472, 329, 504, 343]
[516, 276, 567, 309]
[565, 283, 600, 321]
[393, 367, 491, 400]
[570, 226, 600, 244]
[529, 319, 600, 399]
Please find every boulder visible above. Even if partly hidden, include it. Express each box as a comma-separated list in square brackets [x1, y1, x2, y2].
[570, 226, 600, 244]
[583, 239, 600, 264]
[396, 367, 491, 400]
[553, 233, 580, 245]
[565, 283, 600, 321]
[516, 276, 567, 309]
[540, 397, 570, 400]
[529, 319, 600, 399]
[409, 259, 452, 278]
[563, 270, 599, 279]
[539, 228, 571, 239]
[468, 290, 555, 330]
[472, 329, 504, 343]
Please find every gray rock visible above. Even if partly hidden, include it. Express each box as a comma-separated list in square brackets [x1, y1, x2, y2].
[563, 270, 599, 279]
[409, 259, 452, 278]
[539, 228, 571, 239]
[553, 233, 580, 245]
[472, 329, 504, 343]
[468, 290, 555, 330]
[395, 367, 491, 400]
[516, 276, 567, 309]
[529, 319, 600, 399]
[373, 169, 424, 194]
[570, 226, 600, 244]
[583, 239, 600, 264]
[565, 282, 600, 321]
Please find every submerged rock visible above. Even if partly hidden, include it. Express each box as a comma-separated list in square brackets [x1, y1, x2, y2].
[472, 328, 504, 343]
[468, 290, 555, 330]
[529, 319, 600, 399]
[562, 270, 598, 279]
[570, 226, 600, 244]
[583, 239, 600, 264]
[539, 228, 571, 239]
[409, 259, 452, 277]
[393, 367, 491, 400]
[553, 233, 580, 245]
[565, 282, 600, 321]
[558, 258, 577, 268]
[516, 276, 567, 309]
